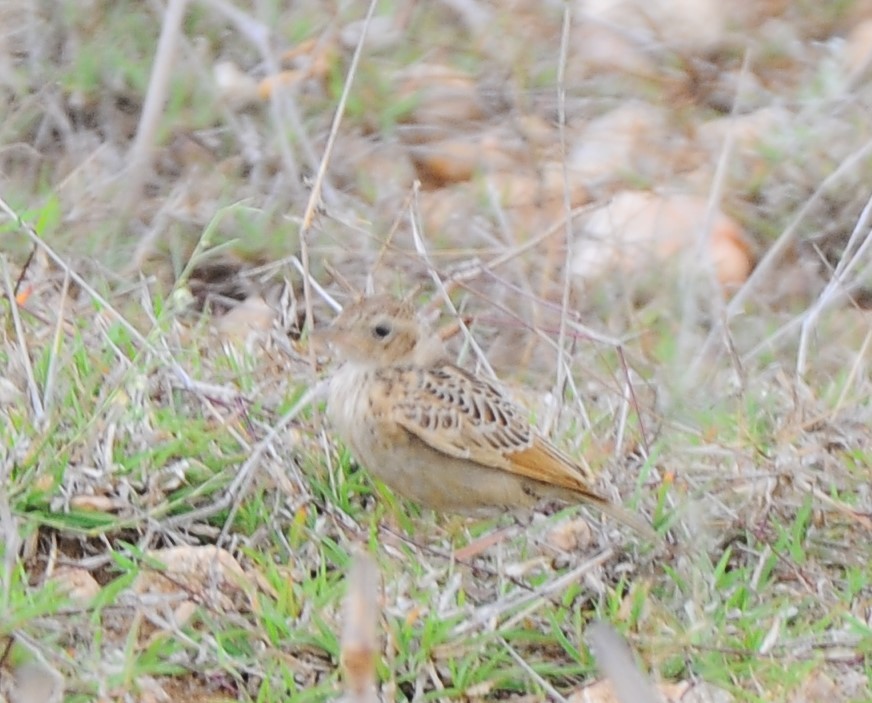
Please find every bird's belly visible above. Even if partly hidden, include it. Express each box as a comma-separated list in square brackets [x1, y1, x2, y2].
[375, 439, 540, 514]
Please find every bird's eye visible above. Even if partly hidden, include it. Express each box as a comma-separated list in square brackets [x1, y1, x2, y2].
[372, 323, 391, 339]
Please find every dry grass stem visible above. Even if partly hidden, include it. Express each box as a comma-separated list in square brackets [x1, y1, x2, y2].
[1, 255, 43, 419]
[121, 0, 189, 215]
[341, 549, 381, 703]
[298, 0, 381, 346]
[587, 621, 660, 703]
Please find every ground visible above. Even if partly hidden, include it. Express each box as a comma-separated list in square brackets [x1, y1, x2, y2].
[0, 1, 871, 702]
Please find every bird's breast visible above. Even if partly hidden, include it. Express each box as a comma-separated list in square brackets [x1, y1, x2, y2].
[328, 363, 402, 469]
[328, 363, 372, 441]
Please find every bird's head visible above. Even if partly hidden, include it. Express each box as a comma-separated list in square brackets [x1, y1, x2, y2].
[325, 295, 443, 367]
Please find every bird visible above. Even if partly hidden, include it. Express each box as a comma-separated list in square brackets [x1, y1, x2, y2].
[324, 294, 656, 539]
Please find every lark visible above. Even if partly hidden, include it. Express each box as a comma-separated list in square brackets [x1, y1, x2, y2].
[325, 295, 655, 538]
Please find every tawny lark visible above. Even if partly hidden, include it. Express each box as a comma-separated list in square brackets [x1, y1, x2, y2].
[325, 295, 654, 537]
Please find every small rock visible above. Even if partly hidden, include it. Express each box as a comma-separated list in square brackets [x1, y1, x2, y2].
[340, 16, 403, 52]
[546, 518, 593, 552]
[569, 103, 678, 187]
[577, 0, 728, 54]
[50, 567, 101, 605]
[396, 64, 488, 128]
[216, 295, 276, 343]
[213, 61, 259, 109]
[9, 661, 63, 703]
[842, 18, 872, 82]
[571, 190, 753, 292]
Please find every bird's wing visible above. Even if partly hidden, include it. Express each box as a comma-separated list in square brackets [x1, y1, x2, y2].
[379, 363, 595, 493]
[375, 363, 657, 538]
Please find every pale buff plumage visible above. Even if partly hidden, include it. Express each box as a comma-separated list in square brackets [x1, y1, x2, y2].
[325, 295, 655, 538]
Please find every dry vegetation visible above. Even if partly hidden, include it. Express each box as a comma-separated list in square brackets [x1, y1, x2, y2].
[1, 1, 871, 701]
